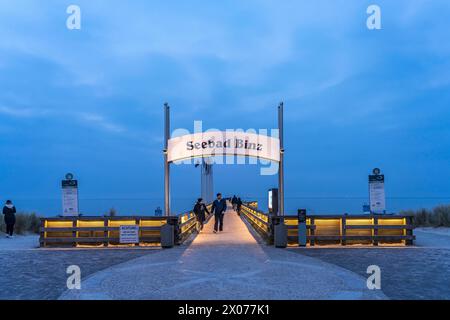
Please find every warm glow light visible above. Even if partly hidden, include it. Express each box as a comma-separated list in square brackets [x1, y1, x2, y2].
[314, 219, 341, 236]
[140, 220, 166, 227]
[377, 218, 405, 225]
[77, 220, 103, 227]
[346, 219, 373, 225]
[46, 221, 73, 228]
[108, 220, 136, 227]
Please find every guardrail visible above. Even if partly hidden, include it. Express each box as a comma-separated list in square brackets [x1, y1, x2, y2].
[40, 204, 213, 248]
[240, 203, 273, 243]
[240, 202, 414, 247]
[177, 204, 212, 244]
[40, 216, 169, 247]
[283, 215, 415, 246]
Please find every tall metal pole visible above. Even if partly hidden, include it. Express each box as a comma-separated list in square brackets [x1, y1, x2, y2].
[278, 102, 285, 216]
[164, 103, 171, 216]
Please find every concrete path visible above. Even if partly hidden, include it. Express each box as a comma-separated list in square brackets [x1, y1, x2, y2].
[0, 234, 39, 250]
[60, 206, 386, 300]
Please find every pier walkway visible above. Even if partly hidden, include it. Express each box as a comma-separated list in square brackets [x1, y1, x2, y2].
[60, 206, 386, 300]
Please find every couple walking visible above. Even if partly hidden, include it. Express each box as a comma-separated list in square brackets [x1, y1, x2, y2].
[193, 193, 227, 233]
[231, 195, 242, 216]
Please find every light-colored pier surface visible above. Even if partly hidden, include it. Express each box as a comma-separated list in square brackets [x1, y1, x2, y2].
[60, 206, 386, 300]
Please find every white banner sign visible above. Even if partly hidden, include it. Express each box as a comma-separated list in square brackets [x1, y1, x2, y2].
[119, 225, 139, 244]
[167, 131, 280, 163]
[369, 175, 386, 214]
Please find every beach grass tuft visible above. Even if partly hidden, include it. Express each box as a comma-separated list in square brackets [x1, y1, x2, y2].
[401, 205, 450, 227]
[0, 212, 41, 235]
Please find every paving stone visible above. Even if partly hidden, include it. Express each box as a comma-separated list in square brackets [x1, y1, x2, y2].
[291, 247, 450, 299]
[60, 208, 386, 300]
[0, 248, 157, 299]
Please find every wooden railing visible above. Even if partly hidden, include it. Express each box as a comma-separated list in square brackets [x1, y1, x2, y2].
[240, 201, 415, 246]
[177, 204, 212, 243]
[283, 215, 415, 246]
[40, 216, 169, 247]
[240, 203, 273, 242]
[40, 204, 213, 248]
[40, 203, 414, 248]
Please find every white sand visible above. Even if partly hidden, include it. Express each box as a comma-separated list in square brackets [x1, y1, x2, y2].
[0, 233, 39, 250]
[415, 227, 450, 248]
[415, 227, 450, 237]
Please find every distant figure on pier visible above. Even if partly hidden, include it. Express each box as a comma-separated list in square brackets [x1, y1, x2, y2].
[231, 195, 238, 211]
[3, 200, 16, 238]
[211, 193, 227, 233]
[236, 197, 243, 216]
[154, 206, 163, 217]
[193, 198, 209, 231]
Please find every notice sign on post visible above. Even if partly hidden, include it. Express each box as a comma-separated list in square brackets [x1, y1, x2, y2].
[268, 188, 278, 216]
[369, 171, 386, 214]
[62, 174, 79, 216]
[119, 225, 139, 244]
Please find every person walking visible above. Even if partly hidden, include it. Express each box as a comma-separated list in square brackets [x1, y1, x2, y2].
[211, 193, 227, 233]
[193, 198, 209, 231]
[3, 200, 16, 238]
[231, 195, 238, 211]
[236, 197, 243, 216]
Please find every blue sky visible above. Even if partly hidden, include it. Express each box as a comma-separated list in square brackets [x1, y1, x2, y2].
[1, 0, 450, 215]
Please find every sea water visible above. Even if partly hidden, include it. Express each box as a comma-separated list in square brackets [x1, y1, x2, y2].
[9, 197, 450, 217]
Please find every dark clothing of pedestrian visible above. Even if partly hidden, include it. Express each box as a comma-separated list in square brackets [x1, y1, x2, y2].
[212, 198, 227, 232]
[231, 196, 238, 211]
[236, 198, 242, 216]
[211, 199, 227, 216]
[3, 205, 16, 237]
[193, 202, 209, 230]
[214, 212, 224, 232]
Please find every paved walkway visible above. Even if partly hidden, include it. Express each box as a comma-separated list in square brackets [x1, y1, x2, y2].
[292, 229, 450, 300]
[0, 245, 157, 300]
[60, 207, 386, 300]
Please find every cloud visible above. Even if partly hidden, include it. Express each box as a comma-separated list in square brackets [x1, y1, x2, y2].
[0, 105, 50, 118]
[77, 112, 126, 133]
[0, 105, 126, 135]
[1, 0, 450, 210]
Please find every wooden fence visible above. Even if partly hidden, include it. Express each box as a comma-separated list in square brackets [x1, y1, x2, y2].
[284, 215, 415, 246]
[240, 203, 415, 246]
[40, 204, 212, 248]
[240, 204, 272, 242]
[40, 203, 414, 247]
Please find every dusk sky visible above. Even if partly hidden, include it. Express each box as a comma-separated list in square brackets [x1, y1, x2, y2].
[1, 0, 450, 215]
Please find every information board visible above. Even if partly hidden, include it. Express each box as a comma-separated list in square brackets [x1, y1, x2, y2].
[62, 179, 79, 216]
[369, 174, 386, 214]
[119, 225, 139, 244]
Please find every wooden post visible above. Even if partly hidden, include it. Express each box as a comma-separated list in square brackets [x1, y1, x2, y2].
[341, 217, 346, 246]
[40, 219, 46, 248]
[373, 216, 379, 246]
[103, 217, 109, 247]
[72, 219, 77, 247]
[310, 218, 315, 246]
[405, 216, 413, 246]
[136, 218, 140, 247]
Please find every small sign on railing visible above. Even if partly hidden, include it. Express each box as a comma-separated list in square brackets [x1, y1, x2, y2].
[119, 225, 139, 244]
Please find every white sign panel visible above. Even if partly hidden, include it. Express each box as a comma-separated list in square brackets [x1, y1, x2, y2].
[168, 131, 280, 163]
[268, 190, 273, 211]
[369, 175, 385, 214]
[119, 225, 139, 244]
[62, 180, 79, 216]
